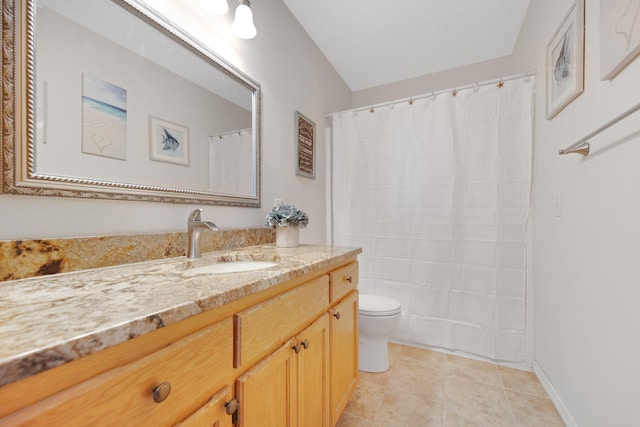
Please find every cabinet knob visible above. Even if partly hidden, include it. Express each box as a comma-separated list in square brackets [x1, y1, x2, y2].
[152, 382, 172, 403]
[345, 276, 353, 283]
[333, 311, 341, 320]
[293, 343, 302, 354]
[225, 398, 239, 416]
[301, 339, 309, 349]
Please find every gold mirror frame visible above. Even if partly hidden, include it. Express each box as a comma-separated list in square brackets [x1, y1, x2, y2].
[1, 0, 262, 206]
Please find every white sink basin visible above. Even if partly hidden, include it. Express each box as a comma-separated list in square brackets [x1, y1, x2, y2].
[181, 261, 279, 276]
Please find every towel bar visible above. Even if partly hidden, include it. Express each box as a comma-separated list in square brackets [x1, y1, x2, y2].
[559, 143, 589, 156]
[558, 101, 640, 157]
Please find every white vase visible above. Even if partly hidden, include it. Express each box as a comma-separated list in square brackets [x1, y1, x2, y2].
[276, 226, 300, 248]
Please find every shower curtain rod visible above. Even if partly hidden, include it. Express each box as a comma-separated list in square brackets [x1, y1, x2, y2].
[208, 127, 252, 140]
[326, 71, 536, 118]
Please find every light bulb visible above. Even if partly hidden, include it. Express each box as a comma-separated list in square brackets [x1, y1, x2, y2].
[232, 0, 257, 39]
[200, 0, 229, 16]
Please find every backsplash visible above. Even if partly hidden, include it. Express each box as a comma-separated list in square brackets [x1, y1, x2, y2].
[0, 228, 275, 282]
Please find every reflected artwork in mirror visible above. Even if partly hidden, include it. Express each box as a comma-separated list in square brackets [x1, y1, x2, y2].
[1, 0, 261, 206]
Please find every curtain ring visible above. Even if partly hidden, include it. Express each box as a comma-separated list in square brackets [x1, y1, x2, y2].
[473, 82, 480, 93]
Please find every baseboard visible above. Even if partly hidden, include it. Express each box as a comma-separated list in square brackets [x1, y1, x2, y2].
[533, 361, 578, 427]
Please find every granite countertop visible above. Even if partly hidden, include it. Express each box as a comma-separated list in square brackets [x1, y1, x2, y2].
[0, 244, 361, 387]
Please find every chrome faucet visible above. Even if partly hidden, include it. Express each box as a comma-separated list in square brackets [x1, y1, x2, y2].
[187, 208, 218, 259]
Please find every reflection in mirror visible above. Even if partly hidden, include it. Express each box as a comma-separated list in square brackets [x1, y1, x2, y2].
[2, 0, 261, 206]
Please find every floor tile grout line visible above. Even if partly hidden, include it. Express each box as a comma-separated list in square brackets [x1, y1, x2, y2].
[370, 379, 390, 427]
[443, 379, 450, 426]
[506, 388, 555, 399]
[497, 364, 518, 426]
[371, 346, 405, 427]
[339, 411, 370, 425]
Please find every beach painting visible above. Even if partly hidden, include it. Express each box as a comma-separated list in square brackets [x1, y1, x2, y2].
[149, 116, 189, 166]
[82, 74, 127, 160]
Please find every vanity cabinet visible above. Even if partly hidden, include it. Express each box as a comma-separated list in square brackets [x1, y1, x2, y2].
[0, 317, 234, 426]
[235, 314, 330, 427]
[0, 258, 359, 427]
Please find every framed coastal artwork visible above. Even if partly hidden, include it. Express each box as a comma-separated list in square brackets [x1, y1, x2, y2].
[546, 0, 585, 119]
[600, 0, 640, 80]
[295, 111, 315, 179]
[81, 74, 127, 159]
[149, 116, 190, 166]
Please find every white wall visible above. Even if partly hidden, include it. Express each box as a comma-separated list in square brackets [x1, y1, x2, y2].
[513, 1, 640, 426]
[0, 0, 351, 242]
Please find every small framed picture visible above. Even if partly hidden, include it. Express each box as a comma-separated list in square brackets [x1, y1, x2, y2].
[149, 116, 189, 166]
[546, 0, 584, 119]
[295, 111, 315, 179]
[600, 0, 640, 80]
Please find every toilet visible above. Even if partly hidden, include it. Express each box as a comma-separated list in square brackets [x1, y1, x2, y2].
[358, 293, 402, 373]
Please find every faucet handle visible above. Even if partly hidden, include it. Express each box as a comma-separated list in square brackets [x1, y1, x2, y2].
[188, 208, 203, 222]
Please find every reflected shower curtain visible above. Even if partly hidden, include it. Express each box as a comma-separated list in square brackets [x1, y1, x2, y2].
[208, 129, 254, 197]
[332, 77, 533, 362]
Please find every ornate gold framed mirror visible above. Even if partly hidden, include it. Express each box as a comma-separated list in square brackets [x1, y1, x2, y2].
[1, 0, 261, 206]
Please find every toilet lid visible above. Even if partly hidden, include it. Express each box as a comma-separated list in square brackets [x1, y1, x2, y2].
[358, 294, 401, 316]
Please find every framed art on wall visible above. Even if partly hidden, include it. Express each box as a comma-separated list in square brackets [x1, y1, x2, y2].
[149, 116, 189, 166]
[546, 0, 585, 119]
[295, 111, 315, 179]
[81, 74, 127, 160]
[600, 0, 640, 80]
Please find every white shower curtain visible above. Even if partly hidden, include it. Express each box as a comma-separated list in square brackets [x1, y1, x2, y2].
[332, 77, 533, 362]
[208, 129, 254, 197]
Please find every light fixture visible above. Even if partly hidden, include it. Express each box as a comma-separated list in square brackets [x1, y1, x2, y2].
[200, 0, 229, 15]
[231, 0, 257, 39]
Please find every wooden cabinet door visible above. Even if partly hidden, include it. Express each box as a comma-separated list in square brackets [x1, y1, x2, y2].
[174, 385, 233, 427]
[235, 339, 298, 427]
[297, 314, 330, 427]
[329, 291, 359, 426]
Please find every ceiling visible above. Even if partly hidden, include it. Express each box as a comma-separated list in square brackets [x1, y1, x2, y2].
[282, 0, 531, 92]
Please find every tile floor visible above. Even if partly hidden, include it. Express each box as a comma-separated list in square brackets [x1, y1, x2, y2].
[337, 343, 565, 427]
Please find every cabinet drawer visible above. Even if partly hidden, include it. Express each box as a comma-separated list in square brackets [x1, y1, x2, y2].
[1, 318, 233, 427]
[234, 275, 329, 368]
[329, 262, 359, 302]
